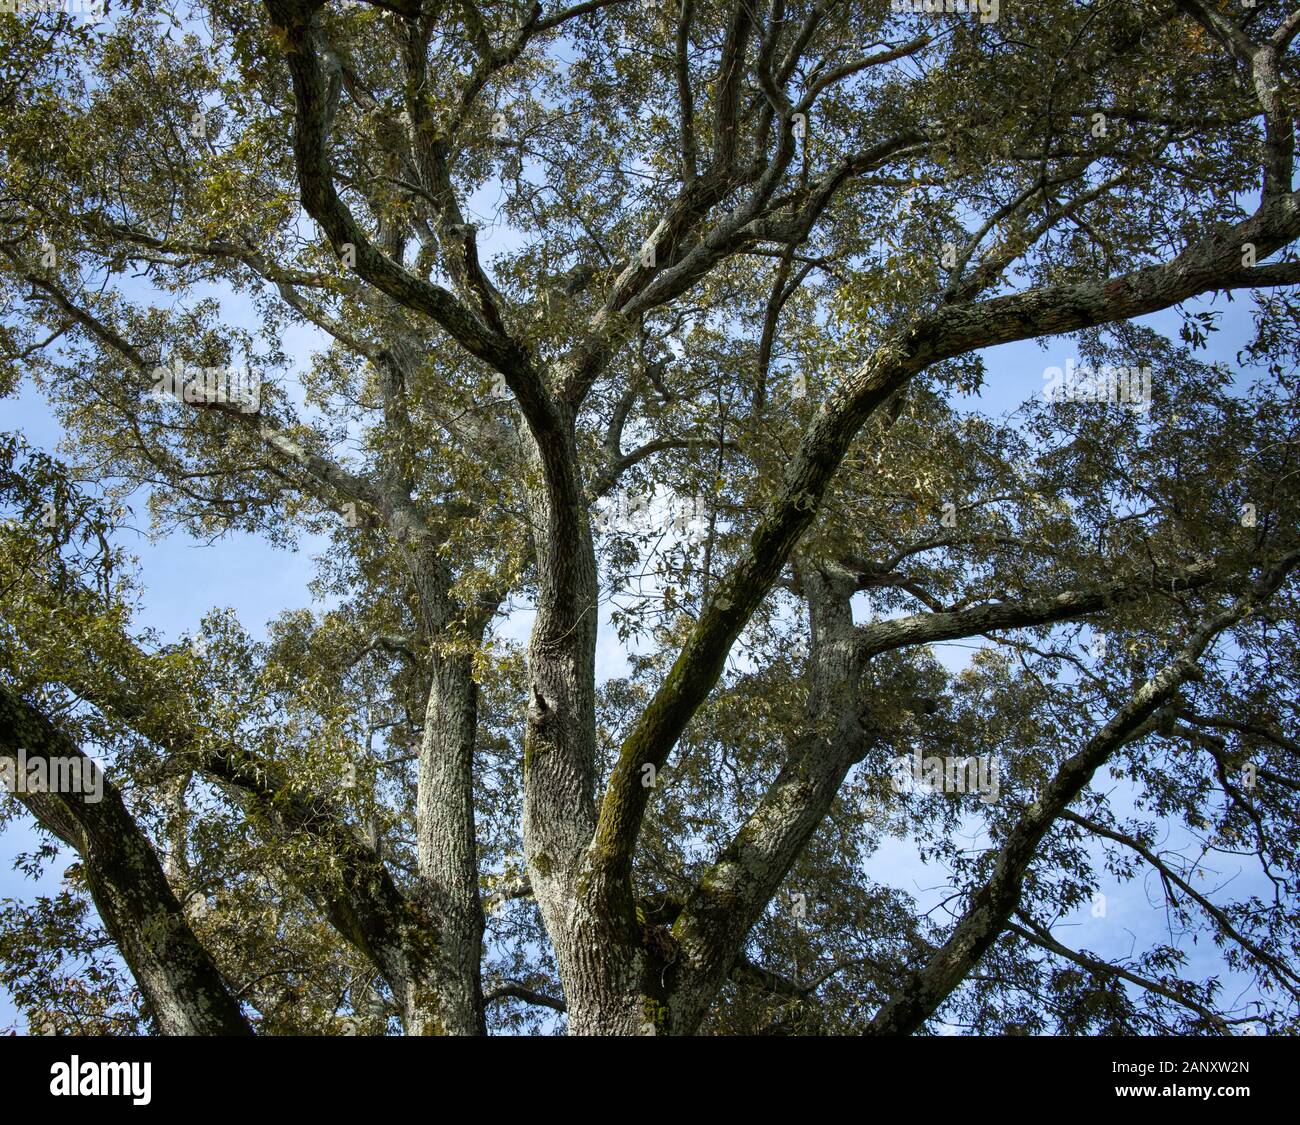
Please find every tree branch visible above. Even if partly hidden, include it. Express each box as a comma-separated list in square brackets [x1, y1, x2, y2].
[852, 558, 1219, 660]
[0, 681, 253, 1035]
[591, 186, 1300, 893]
[863, 549, 1300, 1034]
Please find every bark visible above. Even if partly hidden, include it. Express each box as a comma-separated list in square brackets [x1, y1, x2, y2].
[667, 566, 877, 1032]
[413, 648, 487, 1034]
[0, 682, 253, 1035]
[50, 635, 455, 1034]
[517, 421, 654, 1035]
[852, 559, 1219, 660]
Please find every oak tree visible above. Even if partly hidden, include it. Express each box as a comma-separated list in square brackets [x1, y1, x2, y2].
[3, 0, 1300, 1035]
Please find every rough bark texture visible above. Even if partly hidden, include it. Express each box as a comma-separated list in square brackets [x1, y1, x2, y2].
[414, 649, 488, 1035]
[518, 422, 654, 1035]
[667, 567, 878, 1032]
[0, 682, 253, 1035]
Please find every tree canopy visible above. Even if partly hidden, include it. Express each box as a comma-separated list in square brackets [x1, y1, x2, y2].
[2, 0, 1300, 1035]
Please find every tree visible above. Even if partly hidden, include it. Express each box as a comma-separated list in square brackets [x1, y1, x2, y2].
[2, 0, 1300, 1036]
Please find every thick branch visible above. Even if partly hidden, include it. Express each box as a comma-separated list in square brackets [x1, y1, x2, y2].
[853, 558, 1219, 659]
[591, 189, 1300, 890]
[0, 682, 253, 1035]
